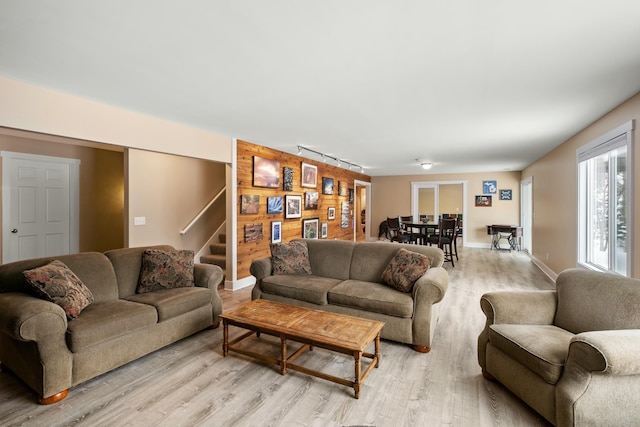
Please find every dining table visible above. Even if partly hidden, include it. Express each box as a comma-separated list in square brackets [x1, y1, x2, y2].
[402, 222, 438, 245]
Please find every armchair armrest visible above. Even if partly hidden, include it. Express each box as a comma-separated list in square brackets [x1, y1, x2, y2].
[194, 263, 224, 325]
[478, 290, 556, 371]
[556, 330, 640, 426]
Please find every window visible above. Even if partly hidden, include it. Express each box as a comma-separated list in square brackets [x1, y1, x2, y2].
[577, 120, 634, 276]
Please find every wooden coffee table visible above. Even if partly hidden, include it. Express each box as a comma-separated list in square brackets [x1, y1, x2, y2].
[220, 299, 384, 398]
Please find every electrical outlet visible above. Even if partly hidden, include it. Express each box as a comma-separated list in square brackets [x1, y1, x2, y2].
[134, 216, 146, 226]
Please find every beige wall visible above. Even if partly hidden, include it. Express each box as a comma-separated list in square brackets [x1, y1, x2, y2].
[0, 130, 125, 257]
[371, 171, 522, 245]
[522, 91, 640, 277]
[126, 149, 226, 249]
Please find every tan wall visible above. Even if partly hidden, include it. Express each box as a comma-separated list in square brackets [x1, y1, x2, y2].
[371, 171, 522, 245]
[126, 149, 226, 249]
[0, 130, 125, 257]
[522, 91, 640, 276]
[236, 141, 370, 279]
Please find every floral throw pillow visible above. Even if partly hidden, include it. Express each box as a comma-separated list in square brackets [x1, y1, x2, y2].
[270, 241, 312, 275]
[23, 260, 94, 320]
[381, 248, 431, 293]
[137, 249, 195, 294]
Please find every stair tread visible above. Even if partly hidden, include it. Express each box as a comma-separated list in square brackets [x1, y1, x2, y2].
[209, 243, 226, 255]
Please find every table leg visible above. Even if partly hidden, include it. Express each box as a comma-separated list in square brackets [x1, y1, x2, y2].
[222, 320, 228, 357]
[375, 334, 381, 368]
[280, 334, 287, 375]
[354, 351, 362, 399]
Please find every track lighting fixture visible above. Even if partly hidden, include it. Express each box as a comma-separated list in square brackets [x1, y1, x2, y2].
[296, 145, 363, 173]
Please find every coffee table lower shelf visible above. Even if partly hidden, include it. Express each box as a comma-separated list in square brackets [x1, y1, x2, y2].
[222, 322, 381, 399]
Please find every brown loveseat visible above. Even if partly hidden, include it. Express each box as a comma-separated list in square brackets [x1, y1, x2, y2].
[478, 268, 640, 426]
[0, 245, 223, 404]
[250, 239, 449, 352]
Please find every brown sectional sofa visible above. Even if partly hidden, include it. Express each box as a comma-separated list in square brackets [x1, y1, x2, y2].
[250, 239, 449, 352]
[478, 268, 640, 426]
[0, 245, 223, 404]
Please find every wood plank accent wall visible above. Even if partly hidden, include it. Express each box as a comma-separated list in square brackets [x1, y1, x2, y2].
[237, 140, 371, 279]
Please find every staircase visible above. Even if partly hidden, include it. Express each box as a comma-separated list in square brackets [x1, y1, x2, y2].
[200, 233, 226, 277]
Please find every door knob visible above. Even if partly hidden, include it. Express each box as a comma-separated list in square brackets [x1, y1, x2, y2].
[11, 228, 17, 233]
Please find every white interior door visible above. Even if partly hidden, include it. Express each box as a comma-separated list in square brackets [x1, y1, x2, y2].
[2, 151, 80, 263]
[520, 176, 533, 253]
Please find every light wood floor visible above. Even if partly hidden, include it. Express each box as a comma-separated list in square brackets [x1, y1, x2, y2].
[0, 247, 555, 427]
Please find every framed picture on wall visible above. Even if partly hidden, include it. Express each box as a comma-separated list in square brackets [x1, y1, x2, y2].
[338, 181, 347, 196]
[483, 180, 497, 194]
[301, 162, 317, 188]
[321, 222, 328, 238]
[475, 195, 492, 207]
[302, 218, 319, 239]
[271, 221, 282, 244]
[240, 194, 260, 214]
[244, 223, 263, 242]
[304, 191, 319, 209]
[252, 156, 280, 188]
[283, 167, 294, 191]
[267, 196, 283, 214]
[285, 194, 302, 218]
[322, 177, 334, 195]
[328, 206, 336, 220]
[500, 189, 512, 200]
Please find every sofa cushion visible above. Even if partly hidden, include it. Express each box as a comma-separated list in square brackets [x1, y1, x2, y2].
[23, 260, 94, 320]
[300, 239, 354, 280]
[125, 287, 211, 322]
[381, 248, 431, 293]
[270, 241, 312, 275]
[66, 299, 158, 352]
[137, 249, 195, 294]
[261, 274, 341, 305]
[489, 324, 574, 385]
[328, 280, 414, 318]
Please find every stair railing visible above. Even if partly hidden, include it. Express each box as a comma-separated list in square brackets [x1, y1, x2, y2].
[180, 187, 226, 235]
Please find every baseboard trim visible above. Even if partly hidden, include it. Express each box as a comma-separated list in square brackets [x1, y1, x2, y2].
[225, 275, 255, 291]
[528, 254, 558, 284]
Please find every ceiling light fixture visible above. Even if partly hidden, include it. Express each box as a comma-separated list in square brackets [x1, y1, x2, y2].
[416, 159, 433, 170]
[296, 145, 364, 173]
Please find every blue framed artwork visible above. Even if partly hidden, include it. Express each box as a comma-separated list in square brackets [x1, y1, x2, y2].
[500, 189, 513, 200]
[483, 180, 497, 194]
[267, 196, 283, 214]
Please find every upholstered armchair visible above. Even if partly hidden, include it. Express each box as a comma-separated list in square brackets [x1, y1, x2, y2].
[478, 268, 640, 426]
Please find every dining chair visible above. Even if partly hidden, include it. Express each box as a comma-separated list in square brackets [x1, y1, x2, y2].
[428, 218, 457, 266]
[386, 216, 415, 244]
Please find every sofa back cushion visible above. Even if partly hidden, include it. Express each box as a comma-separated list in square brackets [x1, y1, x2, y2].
[554, 268, 640, 333]
[293, 239, 354, 280]
[104, 245, 175, 298]
[0, 252, 118, 303]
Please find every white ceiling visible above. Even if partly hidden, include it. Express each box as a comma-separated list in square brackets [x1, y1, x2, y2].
[2, 1, 640, 176]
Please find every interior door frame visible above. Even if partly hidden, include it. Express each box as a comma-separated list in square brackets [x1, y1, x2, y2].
[354, 180, 372, 241]
[411, 180, 468, 248]
[520, 176, 533, 254]
[2, 151, 80, 262]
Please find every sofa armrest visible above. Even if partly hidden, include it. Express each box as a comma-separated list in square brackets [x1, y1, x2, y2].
[555, 330, 640, 426]
[410, 266, 449, 349]
[478, 290, 556, 371]
[0, 293, 68, 341]
[250, 256, 272, 281]
[194, 263, 224, 325]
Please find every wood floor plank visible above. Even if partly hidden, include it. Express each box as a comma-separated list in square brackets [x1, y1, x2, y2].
[0, 247, 555, 426]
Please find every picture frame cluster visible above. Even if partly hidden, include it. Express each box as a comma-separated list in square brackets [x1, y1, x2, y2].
[242, 156, 355, 243]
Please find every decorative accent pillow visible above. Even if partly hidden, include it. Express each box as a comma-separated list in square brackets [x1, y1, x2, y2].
[270, 241, 312, 275]
[137, 249, 195, 294]
[381, 248, 431, 293]
[23, 260, 94, 320]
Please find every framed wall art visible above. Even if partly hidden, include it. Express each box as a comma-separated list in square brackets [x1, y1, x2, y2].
[283, 167, 294, 191]
[328, 206, 336, 220]
[301, 162, 317, 188]
[252, 156, 280, 188]
[340, 201, 350, 228]
[302, 218, 319, 239]
[322, 177, 334, 195]
[500, 189, 513, 200]
[483, 180, 497, 194]
[285, 194, 302, 218]
[338, 181, 347, 196]
[240, 194, 260, 214]
[271, 221, 282, 244]
[244, 223, 263, 242]
[475, 195, 492, 207]
[321, 222, 328, 238]
[304, 191, 319, 210]
[267, 196, 283, 214]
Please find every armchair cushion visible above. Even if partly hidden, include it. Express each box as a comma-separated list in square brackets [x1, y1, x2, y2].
[489, 324, 574, 385]
[137, 249, 195, 294]
[23, 260, 94, 320]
